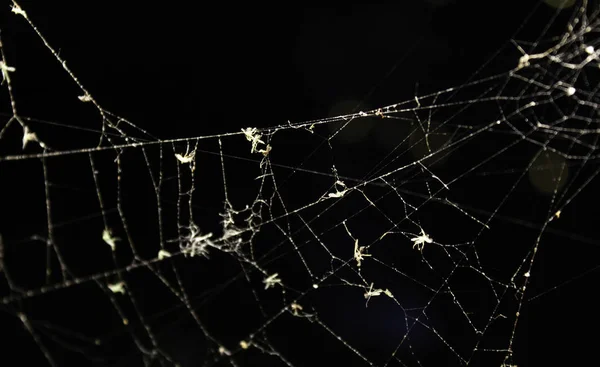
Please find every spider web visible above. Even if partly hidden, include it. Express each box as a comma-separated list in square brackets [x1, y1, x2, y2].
[1, 0, 600, 366]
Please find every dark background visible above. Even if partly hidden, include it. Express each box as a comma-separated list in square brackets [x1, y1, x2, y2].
[1, 1, 599, 366]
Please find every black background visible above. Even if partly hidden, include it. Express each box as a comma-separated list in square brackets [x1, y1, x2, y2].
[1, 1, 599, 366]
